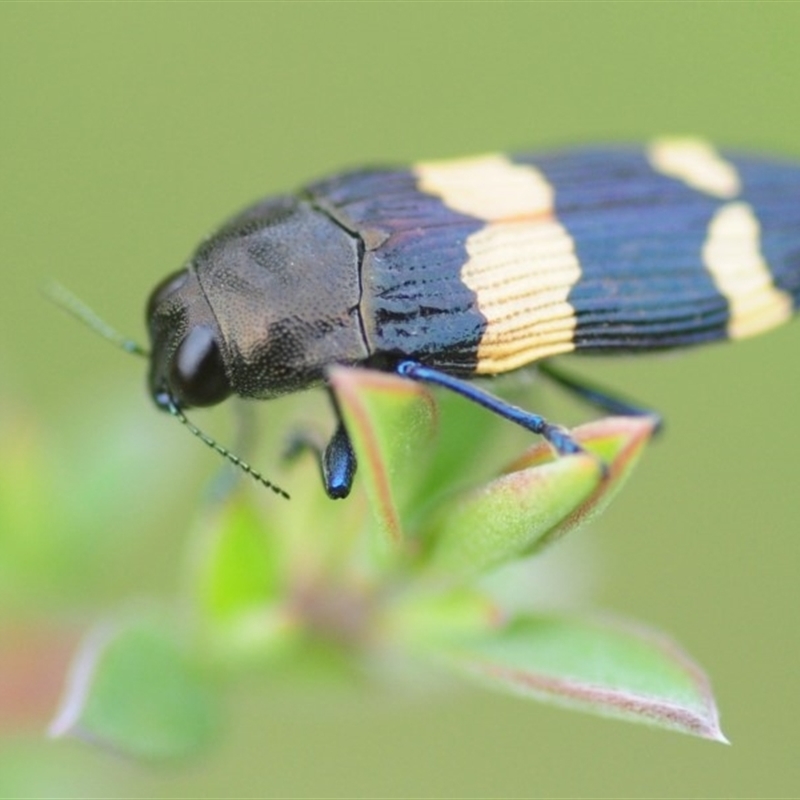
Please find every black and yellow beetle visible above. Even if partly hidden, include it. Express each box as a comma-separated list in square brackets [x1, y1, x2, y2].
[57, 138, 800, 499]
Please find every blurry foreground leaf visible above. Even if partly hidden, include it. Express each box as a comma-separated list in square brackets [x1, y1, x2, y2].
[432, 614, 727, 742]
[193, 496, 284, 622]
[188, 496, 299, 667]
[24, 369, 724, 754]
[422, 454, 601, 579]
[49, 615, 218, 760]
[329, 365, 436, 551]
[504, 415, 657, 547]
[419, 416, 657, 579]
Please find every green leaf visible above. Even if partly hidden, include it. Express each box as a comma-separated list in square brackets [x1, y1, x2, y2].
[188, 494, 303, 666]
[404, 387, 510, 511]
[328, 366, 437, 552]
[433, 614, 727, 742]
[192, 495, 283, 621]
[502, 416, 657, 548]
[49, 615, 218, 760]
[422, 454, 603, 579]
[417, 417, 656, 580]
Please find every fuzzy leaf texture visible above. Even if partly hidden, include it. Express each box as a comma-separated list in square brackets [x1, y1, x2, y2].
[430, 614, 727, 742]
[49, 615, 218, 760]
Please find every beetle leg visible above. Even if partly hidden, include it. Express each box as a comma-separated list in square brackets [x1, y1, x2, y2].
[539, 362, 663, 432]
[395, 360, 586, 458]
[283, 399, 357, 500]
[318, 421, 357, 499]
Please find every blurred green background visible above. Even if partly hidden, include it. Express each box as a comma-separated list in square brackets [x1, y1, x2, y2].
[2, 3, 800, 797]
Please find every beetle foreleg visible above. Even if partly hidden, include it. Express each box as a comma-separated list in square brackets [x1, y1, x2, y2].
[319, 422, 357, 499]
[284, 412, 357, 500]
[395, 360, 586, 458]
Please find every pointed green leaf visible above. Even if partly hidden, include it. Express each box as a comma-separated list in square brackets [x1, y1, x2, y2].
[434, 614, 726, 742]
[192, 495, 283, 621]
[405, 388, 508, 510]
[328, 366, 437, 551]
[423, 454, 603, 579]
[502, 416, 657, 548]
[49, 615, 218, 760]
[186, 494, 302, 666]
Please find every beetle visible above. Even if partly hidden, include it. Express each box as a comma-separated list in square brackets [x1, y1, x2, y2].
[56, 137, 800, 499]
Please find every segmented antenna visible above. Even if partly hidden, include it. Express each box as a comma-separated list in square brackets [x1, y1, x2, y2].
[46, 280, 290, 499]
[44, 281, 149, 356]
[167, 399, 290, 499]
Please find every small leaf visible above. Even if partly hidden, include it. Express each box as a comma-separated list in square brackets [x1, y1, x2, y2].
[433, 614, 727, 742]
[503, 416, 657, 548]
[328, 366, 437, 551]
[187, 493, 302, 666]
[422, 454, 603, 579]
[49, 615, 218, 760]
[192, 495, 283, 621]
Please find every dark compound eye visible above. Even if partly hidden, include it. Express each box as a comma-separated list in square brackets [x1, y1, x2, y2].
[169, 325, 231, 407]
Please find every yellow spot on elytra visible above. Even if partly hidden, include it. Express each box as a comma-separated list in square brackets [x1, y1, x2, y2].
[648, 138, 741, 199]
[414, 154, 553, 221]
[702, 202, 793, 339]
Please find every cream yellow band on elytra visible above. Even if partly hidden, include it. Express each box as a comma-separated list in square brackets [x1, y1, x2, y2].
[414, 153, 554, 220]
[648, 138, 741, 199]
[462, 220, 582, 372]
[702, 202, 793, 339]
[414, 154, 581, 373]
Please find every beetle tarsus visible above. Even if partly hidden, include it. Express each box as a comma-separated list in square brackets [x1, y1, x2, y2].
[322, 423, 357, 499]
[284, 423, 356, 499]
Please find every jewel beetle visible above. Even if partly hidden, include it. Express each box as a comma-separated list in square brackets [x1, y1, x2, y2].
[56, 137, 800, 499]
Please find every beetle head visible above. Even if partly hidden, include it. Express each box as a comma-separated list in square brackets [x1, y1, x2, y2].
[146, 268, 232, 411]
